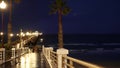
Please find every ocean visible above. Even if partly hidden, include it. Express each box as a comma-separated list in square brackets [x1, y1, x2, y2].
[40, 34, 120, 68]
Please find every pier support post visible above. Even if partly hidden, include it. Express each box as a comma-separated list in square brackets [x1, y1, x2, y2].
[57, 48, 69, 68]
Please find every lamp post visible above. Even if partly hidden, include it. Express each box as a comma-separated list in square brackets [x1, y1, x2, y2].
[0, 32, 3, 44]
[20, 29, 23, 48]
[0, 0, 7, 47]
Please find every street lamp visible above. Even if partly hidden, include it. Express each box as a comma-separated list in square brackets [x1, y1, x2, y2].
[0, 1, 7, 9]
[0, 0, 7, 47]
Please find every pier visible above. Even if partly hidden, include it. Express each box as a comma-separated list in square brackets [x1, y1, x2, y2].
[0, 31, 103, 68]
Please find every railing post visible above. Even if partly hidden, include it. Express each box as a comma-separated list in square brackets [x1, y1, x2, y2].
[21, 48, 22, 55]
[48, 47, 53, 62]
[49, 47, 53, 59]
[17, 49, 19, 56]
[46, 47, 53, 68]
[46, 48, 50, 59]
[28, 47, 30, 53]
[2, 48, 5, 63]
[44, 48, 46, 57]
[27, 47, 29, 53]
[42, 45, 44, 54]
[24, 47, 26, 53]
[16, 49, 18, 57]
[0, 48, 5, 63]
[57, 48, 69, 68]
[26, 47, 28, 53]
[44, 48, 48, 59]
[22, 48, 24, 54]
[11, 48, 15, 58]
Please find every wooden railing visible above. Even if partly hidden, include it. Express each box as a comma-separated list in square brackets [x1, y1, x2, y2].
[62, 56, 102, 68]
[42, 46, 104, 68]
[50, 51, 58, 68]
[0, 47, 30, 65]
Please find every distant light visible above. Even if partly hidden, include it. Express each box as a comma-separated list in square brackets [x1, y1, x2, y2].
[10, 33, 14, 37]
[16, 34, 19, 36]
[22, 34, 25, 37]
[39, 32, 43, 35]
[0, 32, 3, 35]
[20, 32, 24, 36]
[26, 32, 30, 36]
[35, 31, 38, 33]
[0, 1, 7, 9]
[40, 38, 43, 42]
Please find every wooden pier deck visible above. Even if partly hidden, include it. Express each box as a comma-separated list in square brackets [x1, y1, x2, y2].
[0, 51, 46, 68]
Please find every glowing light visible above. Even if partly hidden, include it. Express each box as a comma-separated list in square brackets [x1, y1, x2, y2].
[10, 33, 14, 37]
[16, 34, 19, 36]
[26, 32, 30, 36]
[22, 34, 25, 37]
[0, 32, 3, 35]
[39, 32, 43, 35]
[20, 32, 24, 36]
[0, 1, 7, 9]
[40, 38, 43, 42]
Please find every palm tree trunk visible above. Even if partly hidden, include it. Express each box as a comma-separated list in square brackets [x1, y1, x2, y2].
[58, 9, 63, 48]
[8, 0, 12, 45]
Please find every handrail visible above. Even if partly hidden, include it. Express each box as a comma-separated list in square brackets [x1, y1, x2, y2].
[63, 55, 103, 68]
[0, 47, 30, 65]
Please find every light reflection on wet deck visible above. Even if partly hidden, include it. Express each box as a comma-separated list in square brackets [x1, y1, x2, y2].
[0, 52, 45, 68]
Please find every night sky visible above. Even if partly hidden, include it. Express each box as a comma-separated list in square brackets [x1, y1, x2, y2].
[1, 0, 120, 34]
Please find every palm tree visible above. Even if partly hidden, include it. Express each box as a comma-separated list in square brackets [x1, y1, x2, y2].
[50, 0, 70, 48]
[8, 0, 20, 45]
